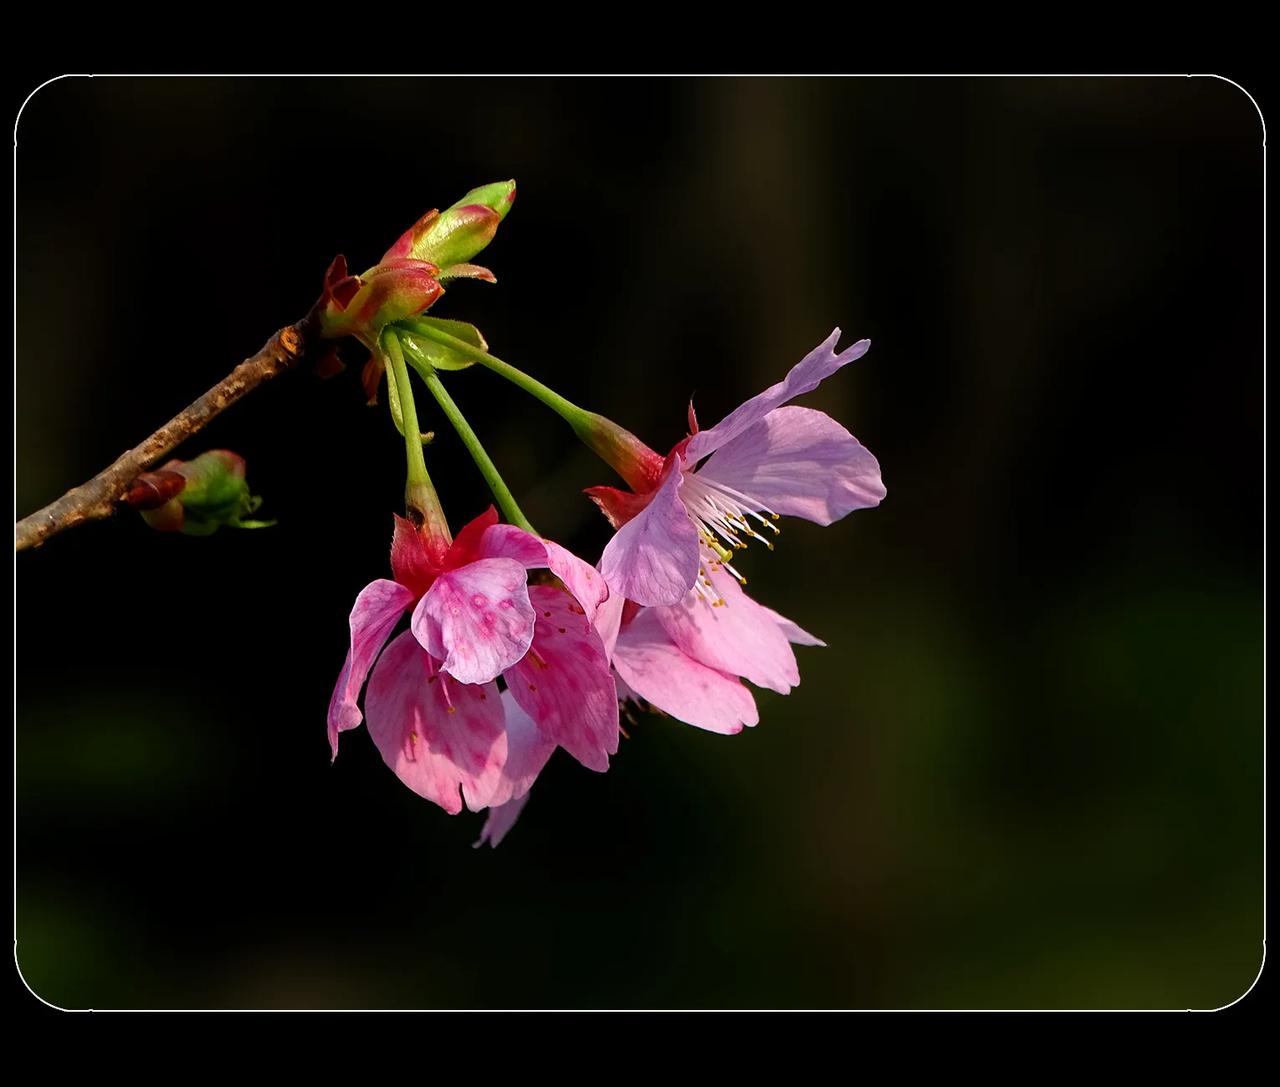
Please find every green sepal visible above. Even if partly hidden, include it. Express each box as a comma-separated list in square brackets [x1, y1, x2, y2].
[398, 317, 488, 373]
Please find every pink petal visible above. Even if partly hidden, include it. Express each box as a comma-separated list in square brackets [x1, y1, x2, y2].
[478, 524, 610, 621]
[684, 330, 871, 463]
[592, 588, 626, 660]
[543, 540, 610, 621]
[693, 406, 885, 524]
[506, 585, 619, 772]
[598, 460, 700, 607]
[364, 632, 506, 815]
[473, 690, 556, 811]
[612, 609, 758, 735]
[477, 522, 548, 566]
[327, 579, 415, 760]
[760, 603, 827, 647]
[654, 551, 800, 694]
[412, 558, 535, 685]
[473, 792, 531, 849]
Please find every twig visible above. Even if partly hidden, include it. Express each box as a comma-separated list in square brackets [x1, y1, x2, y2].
[15, 310, 323, 552]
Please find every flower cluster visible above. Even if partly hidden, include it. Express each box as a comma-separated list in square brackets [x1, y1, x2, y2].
[322, 184, 885, 846]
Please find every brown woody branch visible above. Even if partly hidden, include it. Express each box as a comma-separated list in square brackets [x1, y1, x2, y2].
[15, 309, 324, 552]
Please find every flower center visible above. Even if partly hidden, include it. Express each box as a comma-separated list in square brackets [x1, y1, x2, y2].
[678, 471, 781, 581]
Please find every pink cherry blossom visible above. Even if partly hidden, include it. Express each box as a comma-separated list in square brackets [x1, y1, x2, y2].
[586, 329, 886, 607]
[328, 507, 618, 817]
[591, 545, 825, 735]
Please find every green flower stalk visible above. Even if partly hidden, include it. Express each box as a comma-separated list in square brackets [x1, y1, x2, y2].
[397, 317, 664, 492]
[381, 331, 451, 544]
[395, 329, 536, 535]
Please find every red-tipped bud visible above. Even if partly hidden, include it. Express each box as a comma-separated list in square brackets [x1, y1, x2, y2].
[135, 450, 273, 536]
[377, 181, 516, 282]
[124, 469, 186, 510]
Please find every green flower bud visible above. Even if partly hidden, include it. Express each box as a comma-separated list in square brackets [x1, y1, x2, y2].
[378, 180, 517, 280]
[132, 451, 274, 536]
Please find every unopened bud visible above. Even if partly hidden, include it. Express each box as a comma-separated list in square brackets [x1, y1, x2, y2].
[379, 180, 517, 282]
[318, 253, 443, 349]
[134, 450, 274, 536]
[451, 180, 517, 222]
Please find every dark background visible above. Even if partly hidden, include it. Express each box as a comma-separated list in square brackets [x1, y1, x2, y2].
[15, 77, 1263, 1009]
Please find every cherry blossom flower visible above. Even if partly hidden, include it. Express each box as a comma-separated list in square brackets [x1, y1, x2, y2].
[327, 507, 617, 815]
[590, 545, 825, 735]
[585, 329, 886, 607]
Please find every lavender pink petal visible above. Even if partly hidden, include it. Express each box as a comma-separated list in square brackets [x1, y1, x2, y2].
[759, 603, 827, 647]
[684, 330, 871, 463]
[693, 406, 885, 524]
[598, 460, 700, 607]
[612, 608, 759, 734]
[654, 551, 800, 694]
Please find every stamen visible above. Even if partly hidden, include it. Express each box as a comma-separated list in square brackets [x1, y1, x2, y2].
[439, 678, 457, 714]
[681, 471, 782, 560]
[691, 567, 726, 607]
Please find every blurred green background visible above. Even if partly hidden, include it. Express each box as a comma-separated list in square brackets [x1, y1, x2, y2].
[15, 76, 1262, 1009]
